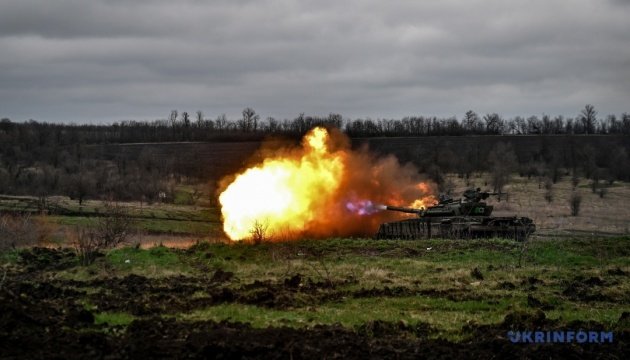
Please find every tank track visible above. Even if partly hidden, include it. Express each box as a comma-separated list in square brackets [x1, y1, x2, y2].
[375, 216, 535, 241]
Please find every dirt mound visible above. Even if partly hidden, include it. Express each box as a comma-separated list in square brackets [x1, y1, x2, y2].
[211, 269, 234, 283]
[237, 277, 341, 308]
[5, 313, 626, 359]
[356, 320, 434, 339]
[0, 283, 99, 359]
[81, 274, 342, 315]
[520, 276, 544, 290]
[470, 267, 484, 280]
[562, 276, 612, 302]
[527, 295, 555, 310]
[86, 274, 217, 315]
[607, 267, 626, 276]
[352, 286, 415, 298]
[496, 281, 516, 290]
[18, 247, 78, 272]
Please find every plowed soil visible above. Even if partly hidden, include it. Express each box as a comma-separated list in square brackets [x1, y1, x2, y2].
[1, 248, 628, 359]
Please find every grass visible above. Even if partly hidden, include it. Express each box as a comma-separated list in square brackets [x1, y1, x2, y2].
[94, 312, 135, 326]
[181, 295, 598, 340]
[0, 191, 222, 238]
[106, 246, 191, 274]
[4, 174, 630, 243]
[136, 218, 220, 235]
[5, 235, 629, 341]
[168, 236, 629, 339]
[546, 305, 623, 328]
[0, 248, 20, 264]
[48, 214, 221, 237]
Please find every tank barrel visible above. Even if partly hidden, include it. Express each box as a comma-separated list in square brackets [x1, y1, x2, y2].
[384, 205, 424, 214]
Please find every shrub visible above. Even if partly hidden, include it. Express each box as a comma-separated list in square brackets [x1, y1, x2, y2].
[571, 173, 580, 189]
[72, 202, 134, 265]
[71, 227, 100, 266]
[0, 214, 40, 250]
[543, 177, 554, 203]
[570, 192, 582, 216]
[249, 220, 269, 245]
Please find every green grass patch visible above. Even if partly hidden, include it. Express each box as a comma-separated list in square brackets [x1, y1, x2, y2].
[137, 218, 220, 235]
[546, 305, 623, 328]
[525, 237, 630, 267]
[179, 296, 518, 340]
[47, 214, 220, 236]
[106, 246, 190, 274]
[0, 248, 21, 264]
[94, 312, 135, 326]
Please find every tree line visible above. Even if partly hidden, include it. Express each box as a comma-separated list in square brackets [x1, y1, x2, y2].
[346, 105, 629, 137]
[1, 104, 629, 209]
[2, 105, 629, 145]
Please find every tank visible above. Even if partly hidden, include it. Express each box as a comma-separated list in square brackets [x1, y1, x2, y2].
[375, 188, 535, 241]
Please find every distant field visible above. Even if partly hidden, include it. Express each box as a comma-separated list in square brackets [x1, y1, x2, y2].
[2, 170, 629, 247]
[0, 194, 224, 247]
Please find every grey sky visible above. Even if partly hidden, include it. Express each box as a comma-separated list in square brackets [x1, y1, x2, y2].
[1, 0, 629, 123]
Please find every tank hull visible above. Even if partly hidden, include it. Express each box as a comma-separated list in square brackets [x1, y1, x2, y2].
[375, 216, 535, 241]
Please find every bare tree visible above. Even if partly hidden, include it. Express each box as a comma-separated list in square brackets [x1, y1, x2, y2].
[578, 144, 597, 179]
[64, 171, 96, 205]
[215, 114, 228, 132]
[239, 107, 259, 132]
[71, 227, 100, 266]
[487, 142, 518, 193]
[543, 177, 554, 203]
[483, 113, 504, 134]
[570, 192, 582, 216]
[72, 202, 134, 265]
[94, 202, 134, 248]
[195, 111, 204, 128]
[249, 219, 269, 245]
[169, 110, 178, 127]
[181, 112, 190, 127]
[462, 110, 481, 133]
[579, 104, 597, 134]
[571, 173, 580, 189]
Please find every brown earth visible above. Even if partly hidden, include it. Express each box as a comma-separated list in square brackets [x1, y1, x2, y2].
[1, 283, 628, 359]
[1, 248, 628, 359]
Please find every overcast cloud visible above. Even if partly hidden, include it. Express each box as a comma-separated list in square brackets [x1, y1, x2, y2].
[0, 0, 629, 123]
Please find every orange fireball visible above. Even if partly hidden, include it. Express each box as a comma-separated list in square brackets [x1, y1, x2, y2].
[219, 128, 345, 240]
[218, 127, 436, 241]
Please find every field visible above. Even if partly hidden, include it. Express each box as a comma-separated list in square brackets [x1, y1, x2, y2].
[3, 168, 629, 245]
[1, 237, 629, 358]
[2, 136, 630, 358]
